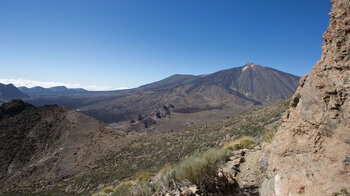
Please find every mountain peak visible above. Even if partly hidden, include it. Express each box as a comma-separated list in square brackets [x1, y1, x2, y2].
[242, 62, 258, 71]
[244, 62, 256, 66]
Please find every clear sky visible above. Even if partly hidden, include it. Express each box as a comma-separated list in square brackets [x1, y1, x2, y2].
[0, 0, 331, 90]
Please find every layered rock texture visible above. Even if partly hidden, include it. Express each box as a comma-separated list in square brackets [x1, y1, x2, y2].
[262, 0, 350, 195]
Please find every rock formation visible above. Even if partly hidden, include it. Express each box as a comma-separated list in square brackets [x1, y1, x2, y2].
[261, 0, 350, 195]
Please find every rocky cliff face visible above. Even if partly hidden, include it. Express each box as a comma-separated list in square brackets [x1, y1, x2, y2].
[261, 0, 350, 195]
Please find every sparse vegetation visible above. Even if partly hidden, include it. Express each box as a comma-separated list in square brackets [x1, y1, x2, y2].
[172, 148, 231, 182]
[136, 171, 151, 183]
[332, 187, 349, 196]
[110, 181, 133, 196]
[98, 130, 266, 196]
[95, 147, 234, 195]
[159, 164, 175, 176]
[224, 136, 258, 151]
[101, 186, 114, 194]
[263, 132, 275, 143]
[15, 100, 288, 195]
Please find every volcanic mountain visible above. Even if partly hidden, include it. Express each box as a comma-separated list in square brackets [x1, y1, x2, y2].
[0, 83, 29, 103]
[25, 63, 300, 125]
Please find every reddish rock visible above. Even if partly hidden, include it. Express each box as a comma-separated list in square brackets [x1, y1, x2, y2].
[261, 0, 350, 195]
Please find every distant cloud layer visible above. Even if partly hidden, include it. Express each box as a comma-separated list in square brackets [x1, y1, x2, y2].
[0, 78, 128, 91]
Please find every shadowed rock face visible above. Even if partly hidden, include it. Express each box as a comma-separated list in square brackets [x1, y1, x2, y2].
[262, 0, 350, 195]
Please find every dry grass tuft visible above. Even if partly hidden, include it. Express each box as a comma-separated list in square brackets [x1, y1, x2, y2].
[224, 136, 258, 151]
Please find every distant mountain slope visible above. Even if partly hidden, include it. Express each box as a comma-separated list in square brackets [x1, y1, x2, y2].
[138, 63, 299, 104]
[192, 63, 299, 104]
[138, 74, 197, 91]
[18, 85, 87, 95]
[75, 63, 299, 123]
[0, 83, 29, 103]
[24, 63, 300, 124]
[0, 99, 135, 193]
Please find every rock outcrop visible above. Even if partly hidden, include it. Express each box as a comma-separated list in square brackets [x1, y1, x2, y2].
[261, 0, 350, 195]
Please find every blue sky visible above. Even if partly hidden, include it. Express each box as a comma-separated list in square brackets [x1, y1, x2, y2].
[0, 0, 331, 90]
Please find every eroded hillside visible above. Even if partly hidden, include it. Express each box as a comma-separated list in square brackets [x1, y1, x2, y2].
[0, 100, 137, 195]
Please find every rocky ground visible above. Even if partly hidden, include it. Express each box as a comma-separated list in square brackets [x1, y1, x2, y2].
[148, 146, 266, 196]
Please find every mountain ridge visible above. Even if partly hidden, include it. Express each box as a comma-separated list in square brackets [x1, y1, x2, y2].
[0, 83, 29, 103]
[18, 85, 87, 95]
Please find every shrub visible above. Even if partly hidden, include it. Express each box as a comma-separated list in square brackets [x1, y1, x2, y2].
[224, 136, 258, 151]
[159, 164, 175, 176]
[172, 148, 231, 182]
[136, 171, 151, 182]
[263, 131, 275, 143]
[101, 186, 114, 194]
[132, 181, 154, 196]
[111, 181, 133, 196]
